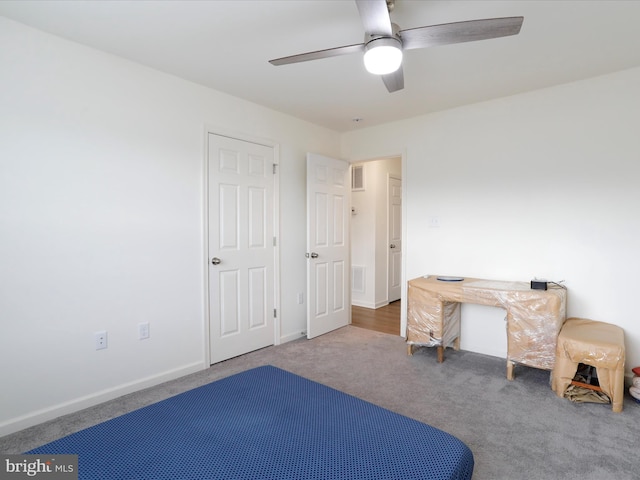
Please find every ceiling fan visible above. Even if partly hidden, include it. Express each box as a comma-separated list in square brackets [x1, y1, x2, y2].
[269, 0, 523, 93]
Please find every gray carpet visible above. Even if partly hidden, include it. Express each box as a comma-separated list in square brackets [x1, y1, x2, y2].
[2, 326, 639, 479]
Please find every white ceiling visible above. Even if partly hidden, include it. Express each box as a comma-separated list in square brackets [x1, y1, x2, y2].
[2, 0, 640, 132]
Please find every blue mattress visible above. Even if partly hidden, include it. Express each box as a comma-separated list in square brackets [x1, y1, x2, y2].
[28, 366, 473, 479]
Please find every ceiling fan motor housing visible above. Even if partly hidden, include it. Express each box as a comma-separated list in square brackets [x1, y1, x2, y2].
[363, 36, 403, 75]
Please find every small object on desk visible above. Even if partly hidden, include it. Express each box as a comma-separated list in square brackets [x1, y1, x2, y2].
[437, 276, 464, 282]
[531, 280, 547, 290]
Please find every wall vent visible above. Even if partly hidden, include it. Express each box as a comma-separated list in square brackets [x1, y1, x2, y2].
[352, 164, 364, 191]
[352, 266, 365, 293]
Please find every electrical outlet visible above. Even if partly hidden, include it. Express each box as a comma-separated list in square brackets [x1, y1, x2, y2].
[138, 322, 150, 340]
[297, 292, 304, 304]
[95, 331, 108, 350]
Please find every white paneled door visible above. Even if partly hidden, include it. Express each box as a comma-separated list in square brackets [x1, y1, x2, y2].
[208, 133, 275, 364]
[388, 176, 402, 302]
[306, 153, 350, 339]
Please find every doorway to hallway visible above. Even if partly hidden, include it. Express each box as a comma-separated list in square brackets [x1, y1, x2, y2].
[350, 156, 402, 336]
[351, 300, 400, 336]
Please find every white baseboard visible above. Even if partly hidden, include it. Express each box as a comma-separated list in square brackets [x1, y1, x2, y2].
[352, 300, 390, 309]
[280, 330, 307, 344]
[0, 361, 205, 437]
[351, 300, 376, 309]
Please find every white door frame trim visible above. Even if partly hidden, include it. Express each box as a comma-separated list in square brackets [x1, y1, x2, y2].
[202, 125, 281, 367]
[387, 173, 402, 303]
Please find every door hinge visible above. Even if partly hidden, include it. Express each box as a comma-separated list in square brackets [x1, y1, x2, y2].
[272, 163, 278, 174]
[273, 308, 277, 318]
[273, 236, 277, 246]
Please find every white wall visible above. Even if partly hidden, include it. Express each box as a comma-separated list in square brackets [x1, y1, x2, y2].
[0, 17, 340, 435]
[342, 67, 640, 371]
[350, 164, 375, 307]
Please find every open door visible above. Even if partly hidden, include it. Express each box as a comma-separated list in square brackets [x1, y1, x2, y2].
[306, 153, 350, 338]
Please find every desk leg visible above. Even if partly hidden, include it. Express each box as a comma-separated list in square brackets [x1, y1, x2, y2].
[437, 346, 444, 363]
[506, 361, 515, 381]
[407, 344, 414, 356]
[453, 337, 460, 351]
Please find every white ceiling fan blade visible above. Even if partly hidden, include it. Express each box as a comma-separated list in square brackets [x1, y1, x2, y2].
[269, 43, 365, 66]
[381, 67, 404, 92]
[399, 17, 524, 50]
[355, 0, 393, 37]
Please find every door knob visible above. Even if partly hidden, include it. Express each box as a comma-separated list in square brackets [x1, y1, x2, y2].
[306, 252, 319, 258]
[390, 244, 396, 249]
[211, 257, 221, 265]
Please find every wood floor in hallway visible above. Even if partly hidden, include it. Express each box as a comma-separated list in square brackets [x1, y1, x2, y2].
[351, 300, 401, 336]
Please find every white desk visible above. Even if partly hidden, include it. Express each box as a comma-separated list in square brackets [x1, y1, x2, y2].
[407, 276, 567, 379]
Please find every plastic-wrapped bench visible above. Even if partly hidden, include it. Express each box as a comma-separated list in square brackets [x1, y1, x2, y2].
[551, 317, 625, 412]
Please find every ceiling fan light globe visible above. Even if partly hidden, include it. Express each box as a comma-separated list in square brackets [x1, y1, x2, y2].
[363, 38, 402, 75]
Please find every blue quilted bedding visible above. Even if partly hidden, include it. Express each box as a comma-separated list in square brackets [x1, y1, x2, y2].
[29, 365, 473, 479]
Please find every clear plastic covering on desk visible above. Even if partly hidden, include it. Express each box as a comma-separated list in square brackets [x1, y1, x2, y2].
[407, 282, 461, 348]
[406, 275, 567, 370]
